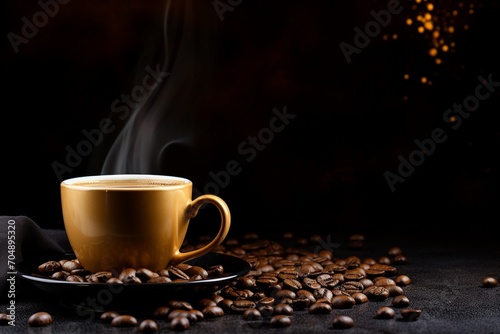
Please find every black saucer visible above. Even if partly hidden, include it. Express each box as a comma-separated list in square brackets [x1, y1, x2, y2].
[17, 252, 250, 313]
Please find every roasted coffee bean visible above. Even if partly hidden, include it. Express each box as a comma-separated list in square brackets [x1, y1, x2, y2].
[283, 278, 302, 291]
[274, 303, 294, 315]
[378, 256, 391, 265]
[308, 302, 332, 314]
[106, 277, 123, 284]
[243, 308, 263, 320]
[136, 268, 159, 282]
[392, 295, 410, 308]
[395, 275, 412, 286]
[138, 319, 158, 333]
[275, 289, 296, 301]
[62, 260, 82, 271]
[202, 305, 224, 318]
[237, 277, 256, 288]
[169, 316, 190, 330]
[277, 270, 299, 280]
[269, 315, 291, 328]
[387, 246, 403, 257]
[400, 308, 422, 321]
[167, 310, 190, 322]
[376, 306, 396, 319]
[256, 296, 275, 307]
[100, 311, 119, 323]
[51, 271, 69, 280]
[28, 312, 53, 327]
[196, 298, 217, 309]
[66, 274, 85, 282]
[373, 277, 396, 286]
[331, 295, 356, 309]
[313, 288, 333, 303]
[365, 268, 385, 278]
[302, 277, 322, 290]
[86, 271, 113, 283]
[316, 274, 339, 288]
[482, 277, 499, 288]
[385, 285, 404, 297]
[393, 255, 409, 265]
[296, 289, 316, 303]
[331, 315, 355, 329]
[322, 263, 347, 274]
[340, 281, 364, 294]
[168, 300, 193, 311]
[218, 299, 234, 311]
[71, 268, 91, 276]
[184, 265, 209, 279]
[351, 292, 368, 304]
[111, 315, 138, 327]
[189, 310, 204, 321]
[119, 268, 137, 281]
[0, 313, 10, 325]
[38, 261, 61, 275]
[344, 268, 366, 280]
[371, 263, 397, 276]
[230, 299, 256, 312]
[152, 306, 170, 319]
[256, 276, 279, 288]
[148, 276, 172, 283]
[345, 256, 361, 269]
[292, 297, 311, 309]
[169, 267, 190, 280]
[363, 286, 390, 301]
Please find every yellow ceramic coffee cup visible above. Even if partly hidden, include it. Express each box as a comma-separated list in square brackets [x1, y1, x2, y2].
[60, 174, 231, 274]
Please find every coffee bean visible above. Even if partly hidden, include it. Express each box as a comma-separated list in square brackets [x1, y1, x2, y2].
[242, 308, 263, 320]
[28, 312, 53, 327]
[482, 277, 499, 288]
[148, 276, 172, 283]
[230, 299, 256, 312]
[62, 260, 82, 271]
[0, 313, 10, 325]
[351, 292, 368, 304]
[153, 306, 170, 319]
[331, 295, 356, 309]
[274, 303, 294, 315]
[100, 311, 119, 323]
[385, 285, 404, 297]
[66, 275, 85, 282]
[270, 315, 291, 328]
[394, 255, 409, 265]
[376, 306, 396, 319]
[136, 268, 159, 282]
[392, 295, 410, 308]
[38, 261, 61, 275]
[188, 310, 204, 321]
[363, 286, 390, 301]
[111, 315, 138, 327]
[331, 315, 355, 329]
[308, 302, 332, 314]
[373, 277, 396, 286]
[388, 246, 403, 257]
[169, 316, 190, 331]
[168, 300, 193, 311]
[400, 308, 422, 321]
[202, 305, 224, 318]
[138, 319, 159, 333]
[119, 268, 137, 282]
[395, 275, 412, 286]
[167, 310, 189, 322]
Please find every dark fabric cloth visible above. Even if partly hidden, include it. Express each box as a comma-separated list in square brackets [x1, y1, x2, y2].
[0, 216, 69, 294]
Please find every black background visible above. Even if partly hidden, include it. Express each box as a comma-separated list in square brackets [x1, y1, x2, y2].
[2, 0, 500, 240]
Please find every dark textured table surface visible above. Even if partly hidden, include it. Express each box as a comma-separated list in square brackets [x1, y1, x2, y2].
[3, 229, 500, 334]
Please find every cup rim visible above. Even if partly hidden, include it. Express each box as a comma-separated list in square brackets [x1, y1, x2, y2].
[61, 174, 191, 190]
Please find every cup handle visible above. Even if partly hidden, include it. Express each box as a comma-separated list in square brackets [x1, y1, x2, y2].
[170, 194, 231, 266]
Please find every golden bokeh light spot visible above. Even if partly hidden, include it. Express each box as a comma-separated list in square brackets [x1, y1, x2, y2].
[442, 45, 449, 52]
[424, 13, 432, 21]
[392, 34, 398, 40]
[448, 26, 455, 33]
[435, 58, 442, 65]
[429, 48, 438, 57]
[404, 74, 410, 80]
[427, 3, 434, 11]
[433, 30, 440, 39]
[424, 21, 434, 30]
[406, 18, 413, 25]
[418, 26, 425, 33]
[421, 77, 428, 84]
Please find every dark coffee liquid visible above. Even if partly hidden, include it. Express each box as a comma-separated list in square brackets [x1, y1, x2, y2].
[71, 180, 186, 188]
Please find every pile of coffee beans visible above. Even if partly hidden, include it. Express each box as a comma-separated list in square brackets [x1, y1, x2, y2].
[26, 232, 424, 330]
